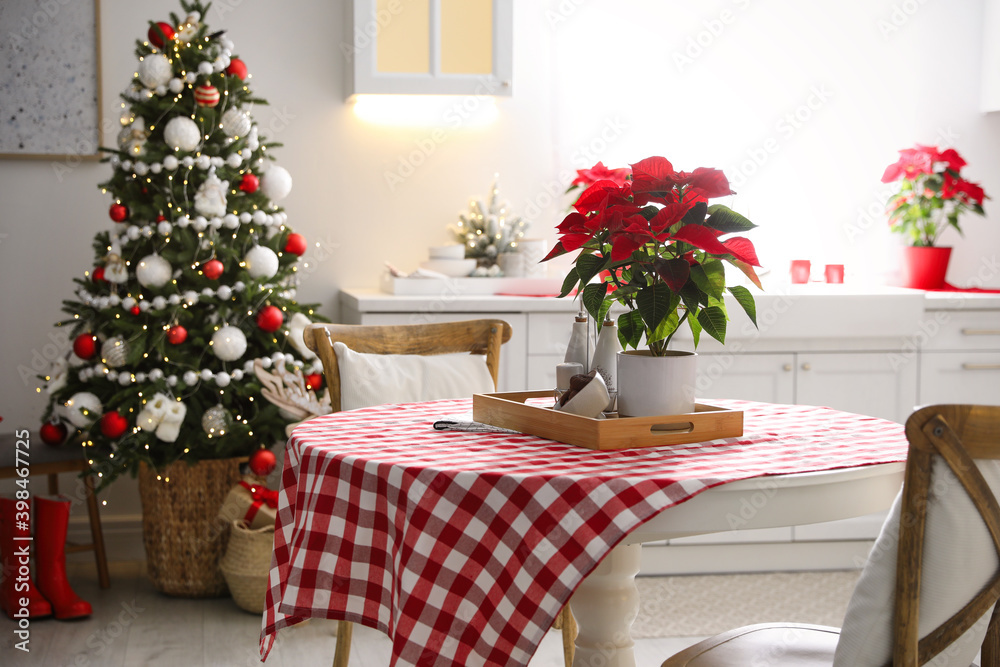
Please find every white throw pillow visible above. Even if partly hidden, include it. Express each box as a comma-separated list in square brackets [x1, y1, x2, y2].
[834, 457, 1000, 667]
[334, 341, 496, 411]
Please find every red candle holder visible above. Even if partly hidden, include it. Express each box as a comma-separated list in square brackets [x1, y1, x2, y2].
[824, 264, 845, 284]
[790, 260, 811, 284]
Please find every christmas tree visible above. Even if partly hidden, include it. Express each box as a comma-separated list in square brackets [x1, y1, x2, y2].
[38, 1, 324, 490]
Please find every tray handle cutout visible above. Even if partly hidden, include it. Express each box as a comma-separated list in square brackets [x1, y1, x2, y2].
[650, 421, 695, 434]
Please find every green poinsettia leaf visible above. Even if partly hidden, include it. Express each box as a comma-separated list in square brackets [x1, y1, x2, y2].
[576, 252, 607, 286]
[558, 268, 580, 298]
[681, 201, 708, 226]
[649, 309, 681, 344]
[690, 259, 726, 299]
[636, 284, 675, 333]
[618, 310, 645, 349]
[705, 205, 758, 234]
[698, 305, 728, 344]
[687, 307, 702, 348]
[728, 285, 757, 328]
[582, 282, 609, 323]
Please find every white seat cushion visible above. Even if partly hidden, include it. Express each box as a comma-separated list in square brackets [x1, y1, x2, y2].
[833, 457, 1000, 667]
[334, 341, 496, 411]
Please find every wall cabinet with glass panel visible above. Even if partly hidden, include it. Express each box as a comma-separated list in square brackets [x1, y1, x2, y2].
[346, 0, 513, 97]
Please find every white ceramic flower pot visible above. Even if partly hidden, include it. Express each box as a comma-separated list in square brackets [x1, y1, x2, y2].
[616, 350, 697, 417]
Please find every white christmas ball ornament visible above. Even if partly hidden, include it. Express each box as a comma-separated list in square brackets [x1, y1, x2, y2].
[136, 254, 172, 288]
[183, 370, 198, 385]
[215, 372, 231, 387]
[212, 325, 247, 361]
[168, 78, 184, 94]
[221, 107, 251, 138]
[138, 54, 172, 88]
[261, 165, 293, 201]
[163, 155, 179, 170]
[226, 153, 243, 168]
[243, 245, 279, 279]
[198, 61, 213, 76]
[103, 337, 128, 368]
[62, 392, 102, 428]
[163, 116, 201, 152]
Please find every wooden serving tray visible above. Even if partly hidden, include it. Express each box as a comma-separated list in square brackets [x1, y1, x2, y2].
[472, 390, 744, 451]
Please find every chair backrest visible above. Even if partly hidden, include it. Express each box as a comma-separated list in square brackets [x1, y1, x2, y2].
[304, 319, 512, 412]
[895, 404, 1000, 666]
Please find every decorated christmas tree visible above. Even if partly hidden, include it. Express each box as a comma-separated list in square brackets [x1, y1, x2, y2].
[38, 0, 324, 490]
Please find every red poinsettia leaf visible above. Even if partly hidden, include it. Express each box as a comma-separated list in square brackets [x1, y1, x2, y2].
[573, 180, 625, 213]
[721, 236, 761, 267]
[649, 201, 694, 232]
[671, 224, 731, 255]
[561, 233, 594, 252]
[629, 156, 679, 194]
[541, 241, 567, 263]
[653, 257, 691, 292]
[937, 148, 967, 171]
[684, 167, 734, 199]
[557, 211, 589, 234]
[610, 235, 643, 262]
[731, 259, 763, 290]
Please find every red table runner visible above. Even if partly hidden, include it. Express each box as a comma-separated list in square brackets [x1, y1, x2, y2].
[260, 398, 907, 666]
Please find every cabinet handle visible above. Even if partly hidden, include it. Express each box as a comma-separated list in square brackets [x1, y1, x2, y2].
[961, 363, 1000, 371]
[801, 362, 811, 371]
[782, 364, 792, 372]
[961, 329, 1000, 336]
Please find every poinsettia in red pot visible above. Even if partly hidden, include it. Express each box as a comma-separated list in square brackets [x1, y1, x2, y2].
[545, 156, 762, 416]
[882, 145, 989, 289]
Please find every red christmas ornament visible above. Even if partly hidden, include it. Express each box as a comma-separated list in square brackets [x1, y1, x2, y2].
[304, 373, 324, 392]
[148, 21, 175, 48]
[40, 422, 68, 446]
[166, 325, 188, 344]
[100, 411, 129, 439]
[202, 259, 224, 280]
[226, 57, 248, 80]
[194, 84, 220, 107]
[284, 233, 307, 256]
[73, 334, 99, 360]
[109, 203, 129, 222]
[238, 172, 259, 193]
[248, 449, 277, 477]
[256, 305, 284, 333]
[92, 267, 106, 283]
[130, 306, 141, 316]
[156, 213, 166, 222]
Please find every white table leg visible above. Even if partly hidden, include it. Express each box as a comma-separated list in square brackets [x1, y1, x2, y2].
[569, 542, 641, 667]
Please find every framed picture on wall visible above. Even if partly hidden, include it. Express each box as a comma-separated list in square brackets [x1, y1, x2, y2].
[0, 0, 104, 160]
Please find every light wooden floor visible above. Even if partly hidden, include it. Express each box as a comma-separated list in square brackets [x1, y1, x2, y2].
[0, 561, 704, 666]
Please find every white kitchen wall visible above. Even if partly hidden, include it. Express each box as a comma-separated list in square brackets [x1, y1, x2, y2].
[1, 0, 999, 556]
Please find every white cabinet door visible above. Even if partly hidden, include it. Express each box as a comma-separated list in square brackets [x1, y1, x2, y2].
[358, 312, 527, 391]
[695, 353, 795, 404]
[920, 352, 1000, 405]
[795, 352, 917, 424]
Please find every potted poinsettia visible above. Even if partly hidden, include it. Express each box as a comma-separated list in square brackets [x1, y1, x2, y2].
[882, 144, 988, 289]
[543, 156, 762, 417]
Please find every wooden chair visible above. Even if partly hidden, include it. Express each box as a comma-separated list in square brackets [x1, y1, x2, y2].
[660, 404, 1000, 667]
[0, 432, 110, 589]
[304, 320, 578, 667]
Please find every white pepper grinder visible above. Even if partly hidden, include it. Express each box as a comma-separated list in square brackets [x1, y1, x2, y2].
[563, 307, 595, 372]
[590, 317, 622, 411]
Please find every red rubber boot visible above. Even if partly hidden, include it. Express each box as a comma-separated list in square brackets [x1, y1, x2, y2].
[0, 497, 52, 619]
[33, 496, 91, 620]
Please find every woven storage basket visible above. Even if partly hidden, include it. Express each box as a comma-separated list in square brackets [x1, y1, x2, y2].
[220, 520, 275, 613]
[138, 457, 244, 597]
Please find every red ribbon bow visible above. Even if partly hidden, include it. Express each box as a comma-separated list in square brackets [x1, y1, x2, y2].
[239, 480, 278, 524]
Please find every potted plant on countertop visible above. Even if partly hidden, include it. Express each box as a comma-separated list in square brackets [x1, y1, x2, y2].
[882, 144, 989, 289]
[543, 156, 762, 417]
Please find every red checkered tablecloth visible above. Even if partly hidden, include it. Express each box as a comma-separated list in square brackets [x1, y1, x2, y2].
[260, 398, 907, 666]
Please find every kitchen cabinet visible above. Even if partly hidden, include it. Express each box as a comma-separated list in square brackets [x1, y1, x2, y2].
[345, 0, 513, 97]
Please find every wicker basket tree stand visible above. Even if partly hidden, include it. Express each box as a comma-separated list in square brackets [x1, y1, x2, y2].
[138, 457, 244, 597]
